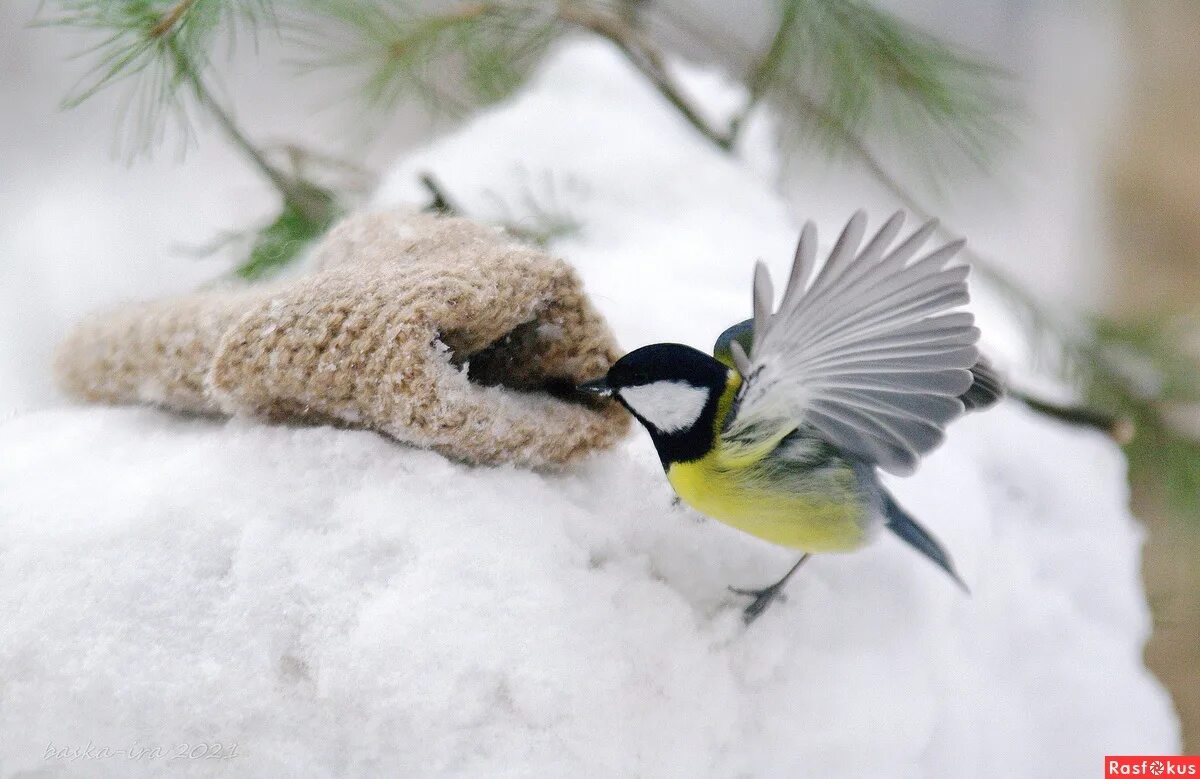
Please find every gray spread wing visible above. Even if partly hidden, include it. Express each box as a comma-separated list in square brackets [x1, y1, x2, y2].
[722, 211, 979, 476]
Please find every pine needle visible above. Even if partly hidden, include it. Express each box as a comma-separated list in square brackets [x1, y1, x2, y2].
[1081, 314, 1200, 517]
[37, 0, 274, 158]
[291, 1, 561, 116]
[734, 0, 1013, 172]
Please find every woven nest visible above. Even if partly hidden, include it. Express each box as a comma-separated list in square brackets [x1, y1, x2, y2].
[55, 212, 629, 469]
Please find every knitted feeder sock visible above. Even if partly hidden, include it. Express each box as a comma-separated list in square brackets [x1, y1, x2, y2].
[55, 212, 630, 469]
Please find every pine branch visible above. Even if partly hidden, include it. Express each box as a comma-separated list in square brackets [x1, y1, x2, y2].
[727, 0, 799, 139]
[1010, 390, 1133, 444]
[749, 0, 1011, 167]
[148, 0, 200, 38]
[176, 47, 325, 219]
[42, 0, 339, 278]
[419, 172, 461, 215]
[420, 170, 582, 246]
[296, 0, 560, 115]
[1080, 315, 1200, 513]
[554, 2, 732, 150]
[40, 0, 275, 155]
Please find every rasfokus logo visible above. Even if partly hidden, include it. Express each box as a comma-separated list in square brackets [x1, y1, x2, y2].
[1106, 756, 1200, 776]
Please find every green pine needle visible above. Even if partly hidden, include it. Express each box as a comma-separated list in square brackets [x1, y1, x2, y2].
[37, 0, 274, 157]
[235, 186, 340, 279]
[292, 1, 561, 116]
[752, 0, 1012, 171]
[1082, 315, 1200, 517]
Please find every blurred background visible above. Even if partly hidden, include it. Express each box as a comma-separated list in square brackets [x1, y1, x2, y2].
[1, 0, 1196, 750]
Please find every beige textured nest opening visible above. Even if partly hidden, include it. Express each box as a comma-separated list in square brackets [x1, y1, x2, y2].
[55, 212, 630, 469]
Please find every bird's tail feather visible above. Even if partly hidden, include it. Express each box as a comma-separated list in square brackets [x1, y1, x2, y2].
[882, 491, 969, 593]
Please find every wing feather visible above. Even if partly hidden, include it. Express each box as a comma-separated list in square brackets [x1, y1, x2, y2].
[751, 261, 774, 355]
[729, 339, 752, 377]
[722, 212, 979, 475]
[809, 210, 868, 292]
[783, 221, 820, 313]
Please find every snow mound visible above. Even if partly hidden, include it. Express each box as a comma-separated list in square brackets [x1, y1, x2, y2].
[0, 39, 1177, 777]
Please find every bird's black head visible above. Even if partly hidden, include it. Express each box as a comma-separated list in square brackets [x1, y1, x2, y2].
[579, 343, 731, 465]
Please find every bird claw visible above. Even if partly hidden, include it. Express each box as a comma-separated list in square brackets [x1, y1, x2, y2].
[727, 584, 786, 624]
[726, 555, 808, 624]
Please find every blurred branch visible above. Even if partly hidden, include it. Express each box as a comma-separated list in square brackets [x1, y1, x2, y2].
[42, 0, 339, 278]
[304, 1, 735, 148]
[1082, 315, 1200, 513]
[420, 172, 461, 215]
[149, 0, 199, 37]
[1010, 390, 1133, 444]
[421, 170, 582, 246]
[271, 143, 378, 195]
[296, 1, 561, 115]
[39, 0, 277, 155]
[554, 2, 732, 150]
[772, 0, 1010, 167]
[177, 43, 332, 222]
[728, 0, 798, 141]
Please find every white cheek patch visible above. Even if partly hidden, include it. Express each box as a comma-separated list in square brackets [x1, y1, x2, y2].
[619, 381, 710, 434]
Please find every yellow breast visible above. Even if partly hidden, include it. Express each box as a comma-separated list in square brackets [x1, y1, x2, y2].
[666, 455, 868, 552]
[664, 368, 869, 553]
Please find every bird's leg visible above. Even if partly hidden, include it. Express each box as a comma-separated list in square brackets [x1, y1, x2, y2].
[729, 554, 811, 624]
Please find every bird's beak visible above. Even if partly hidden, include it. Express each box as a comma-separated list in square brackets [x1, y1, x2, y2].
[577, 378, 614, 397]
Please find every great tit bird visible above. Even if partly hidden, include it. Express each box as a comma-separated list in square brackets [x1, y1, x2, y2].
[579, 211, 1002, 623]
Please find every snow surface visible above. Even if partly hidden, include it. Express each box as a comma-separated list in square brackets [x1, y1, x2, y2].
[0, 39, 1178, 777]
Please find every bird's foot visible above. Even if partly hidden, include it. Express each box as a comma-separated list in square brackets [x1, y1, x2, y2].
[728, 583, 786, 624]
